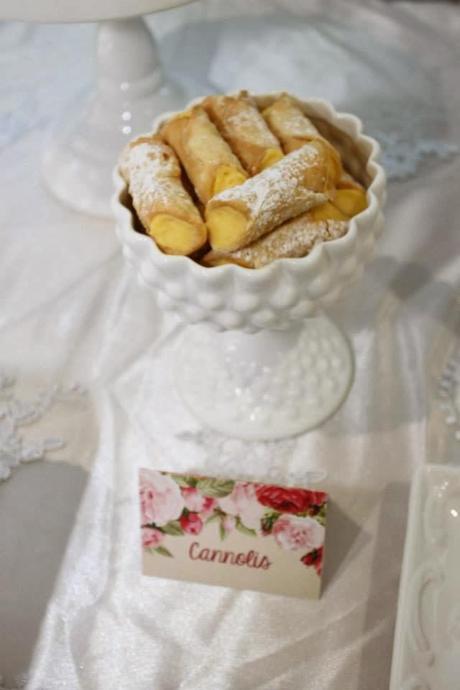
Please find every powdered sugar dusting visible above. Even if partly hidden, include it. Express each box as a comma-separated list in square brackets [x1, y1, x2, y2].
[120, 138, 201, 227]
[277, 109, 319, 140]
[265, 96, 320, 143]
[162, 108, 246, 204]
[225, 107, 279, 147]
[120, 96, 348, 255]
[232, 218, 348, 268]
[206, 93, 280, 148]
[120, 140, 177, 206]
[209, 144, 328, 244]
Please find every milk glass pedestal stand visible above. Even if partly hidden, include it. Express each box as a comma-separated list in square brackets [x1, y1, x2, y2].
[177, 318, 354, 441]
[2, 0, 193, 217]
[114, 96, 386, 441]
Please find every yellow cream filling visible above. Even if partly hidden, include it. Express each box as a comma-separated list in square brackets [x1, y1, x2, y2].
[206, 206, 249, 252]
[148, 214, 206, 256]
[259, 148, 284, 171]
[310, 201, 348, 222]
[332, 189, 367, 217]
[212, 165, 247, 196]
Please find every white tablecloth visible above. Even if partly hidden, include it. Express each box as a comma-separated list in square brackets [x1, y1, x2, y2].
[1, 1, 460, 688]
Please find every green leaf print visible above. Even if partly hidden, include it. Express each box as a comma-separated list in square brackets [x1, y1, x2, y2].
[236, 520, 257, 537]
[160, 520, 184, 536]
[314, 504, 327, 526]
[170, 474, 197, 489]
[196, 477, 235, 498]
[260, 511, 281, 534]
[205, 512, 221, 524]
[154, 545, 174, 558]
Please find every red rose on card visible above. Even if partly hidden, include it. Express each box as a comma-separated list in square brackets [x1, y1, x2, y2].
[301, 546, 324, 576]
[256, 485, 327, 514]
[179, 512, 203, 535]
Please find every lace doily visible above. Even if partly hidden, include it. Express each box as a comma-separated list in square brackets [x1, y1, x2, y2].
[0, 371, 85, 481]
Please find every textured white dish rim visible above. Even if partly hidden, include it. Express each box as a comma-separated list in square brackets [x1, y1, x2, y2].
[389, 463, 460, 690]
[112, 93, 385, 281]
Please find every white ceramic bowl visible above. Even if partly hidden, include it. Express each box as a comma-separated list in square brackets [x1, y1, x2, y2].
[112, 94, 385, 440]
[112, 94, 385, 333]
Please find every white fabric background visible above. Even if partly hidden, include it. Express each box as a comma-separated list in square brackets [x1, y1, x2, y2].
[1, 1, 459, 688]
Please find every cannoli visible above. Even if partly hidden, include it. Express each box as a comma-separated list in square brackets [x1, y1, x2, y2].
[203, 91, 283, 175]
[262, 94, 342, 181]
[262, 93, 323, 153]
[161, 107, 248, 204]
[202, 215, 348, 269]
[262, 96, 366, 213]
[120, 135, 207, 255]
[206, 140, 340, 252]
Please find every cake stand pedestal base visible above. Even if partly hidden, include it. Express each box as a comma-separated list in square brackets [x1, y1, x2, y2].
[175, 316, 354, 441]
[42, 17, 185, 218]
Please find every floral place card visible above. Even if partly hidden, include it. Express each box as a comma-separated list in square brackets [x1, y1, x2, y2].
[139, 469, 328, 599]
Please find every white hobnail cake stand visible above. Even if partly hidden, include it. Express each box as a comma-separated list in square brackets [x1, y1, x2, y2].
[2, 0, 193, 218]
[112, 94, 386, 440]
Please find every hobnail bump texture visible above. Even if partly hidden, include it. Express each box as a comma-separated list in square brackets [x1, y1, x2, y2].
[112, 94, 385, 439]
[175, 317, 353, 440]
[112, 95, 385, 333]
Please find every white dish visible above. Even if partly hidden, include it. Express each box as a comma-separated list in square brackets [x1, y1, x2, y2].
[113, 94, 385, 332]
[112, 93, 385, 440]
[390, 464, 460, 690]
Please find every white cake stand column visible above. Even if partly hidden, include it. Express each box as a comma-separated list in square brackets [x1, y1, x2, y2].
[175, 316, 354, 441]
[42, 17, 185, 218]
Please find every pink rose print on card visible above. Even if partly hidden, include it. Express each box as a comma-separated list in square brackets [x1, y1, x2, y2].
[222, 515, 236, 534]
[181, 487, 216, 516]
[201, 496, 217, 518]
[139, 470, 328, 594]
[142, 527, 164, 549]
[218, 482, 265, 531]
[273, 515, 325, 552]
[140, 469, 185, 526]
